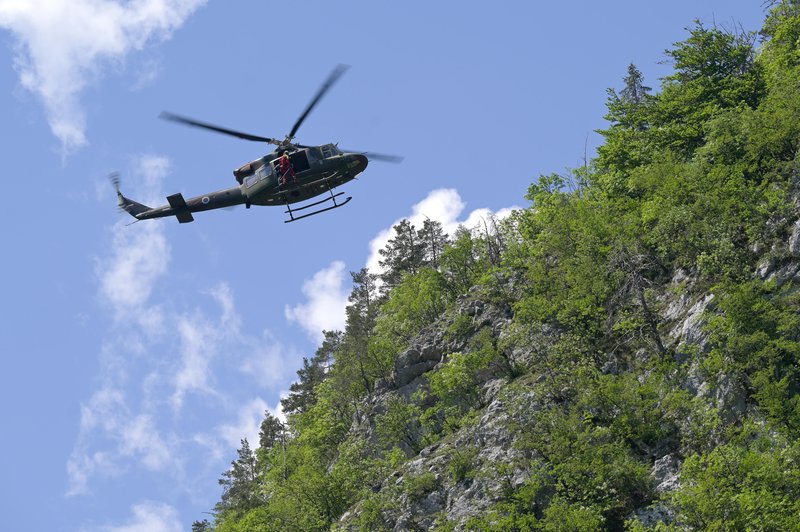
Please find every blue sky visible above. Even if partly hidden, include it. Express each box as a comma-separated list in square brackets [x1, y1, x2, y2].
[0, 1, 765, 530]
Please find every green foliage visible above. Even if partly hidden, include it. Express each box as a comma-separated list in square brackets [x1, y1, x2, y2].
[403, 471, 439, 501]
[518, 410, 654, 528]
[191, 519, 212, 532]
[538, 497, 605, 531]
[424, 331, 499, 434]
[706, 280, 800, 436]
[673, 429, 800, 530]
[354, 493, 397, 532]
[216, 439, 261, 516]
[440, 228, 489, 296]
[376, 395, 423, 454]
[377, 267, 450, 343]
[447, 446, 479, 483]
[445, 313, 475, 344]
[281, 330, 341, 417]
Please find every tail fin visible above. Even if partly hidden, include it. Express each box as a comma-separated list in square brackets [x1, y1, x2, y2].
[110, 172, 152, 218]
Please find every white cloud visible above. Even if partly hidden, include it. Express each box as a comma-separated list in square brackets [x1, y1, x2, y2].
[285, 260, 349, 343]
[0, 0, 206, 153]
[97, 155, 171, 325]
[67, 386, 176, 496]
[100, 501, 182, 532]
[239, 331, 301, 389]
[72, 263, 300, 494]
[170, 311, 221, 412]
[217, 397, 281, 450]
[284, 190, 519, 344]
[366, 188, 519, 273]
[120, 415, 173, 471]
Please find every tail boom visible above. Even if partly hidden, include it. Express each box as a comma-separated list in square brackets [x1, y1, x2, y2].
[118, 186, 247, 223]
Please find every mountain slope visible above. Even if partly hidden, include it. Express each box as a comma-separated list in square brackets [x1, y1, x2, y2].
[203, 3, 800, 530]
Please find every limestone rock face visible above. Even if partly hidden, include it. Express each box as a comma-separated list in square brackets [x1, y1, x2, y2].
[337, 261, 781, 530]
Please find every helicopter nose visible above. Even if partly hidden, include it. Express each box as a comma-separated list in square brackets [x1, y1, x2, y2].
[348, 154, 368, 174]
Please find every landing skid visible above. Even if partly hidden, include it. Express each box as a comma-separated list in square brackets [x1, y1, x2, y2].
[283, 188, 352, 223]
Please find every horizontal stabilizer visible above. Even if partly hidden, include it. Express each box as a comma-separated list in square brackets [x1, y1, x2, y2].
[175, 211, 195, 223]
[167, 193, 188, 209]
[167, 193, 194, 223]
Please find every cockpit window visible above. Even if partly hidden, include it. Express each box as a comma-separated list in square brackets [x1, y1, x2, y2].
[321, 144, 339, 158]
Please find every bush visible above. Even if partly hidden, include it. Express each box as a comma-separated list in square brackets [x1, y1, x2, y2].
[404, 472, 439, 501]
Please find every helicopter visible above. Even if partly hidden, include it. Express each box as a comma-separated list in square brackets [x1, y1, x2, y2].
[114, 64, 402, 224]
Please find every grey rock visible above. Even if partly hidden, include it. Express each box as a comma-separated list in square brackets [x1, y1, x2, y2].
[673, 294, 715, 362]
[396, 360, 437, 387]
[715, 373, 747, 424]
[767, 261, 800, 287]
[789, 219, 800, 255]
[653, 454, 681, 493]
[633, 503, 675, 527]
[757, 257, 776, 279]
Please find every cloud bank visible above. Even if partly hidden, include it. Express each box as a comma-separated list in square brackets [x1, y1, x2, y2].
[284, 260, 349, 343]
[100, 501, 181, 532]
[366, 188, 518, 274]
[0, 0, 206, 152]
[286, 189, 518, 343]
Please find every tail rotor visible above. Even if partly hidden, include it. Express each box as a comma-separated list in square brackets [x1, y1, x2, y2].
[108, 172, 152, 220]
[109, 172, 125, 208]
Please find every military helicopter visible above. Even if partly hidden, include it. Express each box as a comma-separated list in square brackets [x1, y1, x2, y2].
[114, 65, 402, 224]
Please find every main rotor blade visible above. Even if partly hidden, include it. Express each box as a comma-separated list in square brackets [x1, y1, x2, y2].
[288, 64, 350, 140]
[342, 150, 404, 164]
[160, 112, 278, 144]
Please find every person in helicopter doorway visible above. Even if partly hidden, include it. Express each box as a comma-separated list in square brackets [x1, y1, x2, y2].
[279, 151, 297, 186]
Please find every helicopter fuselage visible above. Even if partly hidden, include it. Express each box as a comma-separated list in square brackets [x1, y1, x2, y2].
[115, 65, 398, 224]
[121, 146, 368, 223]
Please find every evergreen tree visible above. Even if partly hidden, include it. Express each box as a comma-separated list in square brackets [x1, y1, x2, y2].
[191, 519, 212, 532]
[596, 64, 654, 178]
[619, 63, 651, 106]
[259, 411, 285, 450]
[418, 219, 449, 269]
[338, 268, 386, 396]
[216, 439, 261, 513]
[346, 268, 380, 336]
[378, 219, 425, 290]
[281, 330, 342, 417]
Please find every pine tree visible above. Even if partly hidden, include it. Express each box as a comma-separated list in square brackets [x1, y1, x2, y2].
[418, 218, 449, 269]
[191, 519, 212, 532]
[620, 63, 651, 105]
[596, 63, 654, 178]
[346, 268, 380, 338]
[216, 439, 260, 513]
[259, 411, 284, 450]
[280, 330, 342, 416]
[378, 219, 425, 290]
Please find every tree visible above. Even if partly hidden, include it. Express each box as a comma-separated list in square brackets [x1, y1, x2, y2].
[378, 219, 425, 290]
[418, 219, 449, 269]
[346, 268, 380, 338]
[654, 21, 765, 157]
[259, 411, 285, 451]
[440, 227, 481, 295]
[217, 439, 261, 513]
[281, 330, 342, 417]
[619, 63, 651, 106]
[191, 519, 213, 532]
[596, 64, 654, 178]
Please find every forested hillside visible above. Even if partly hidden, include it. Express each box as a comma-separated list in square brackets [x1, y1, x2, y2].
[195, 2, 800, 530]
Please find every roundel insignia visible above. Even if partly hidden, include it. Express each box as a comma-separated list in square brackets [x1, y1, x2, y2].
[202, 196, 210, 205]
